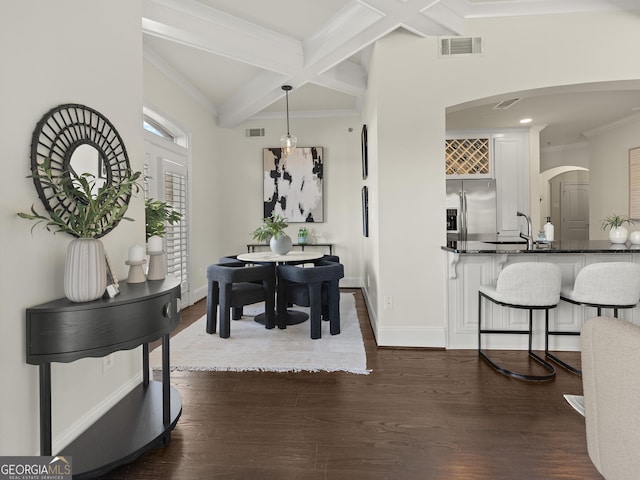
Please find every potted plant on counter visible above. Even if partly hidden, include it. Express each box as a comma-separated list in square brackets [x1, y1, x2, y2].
[252, 214, 292, 254]
[601, 212, 634, 244]
[18, 159, 142, 302]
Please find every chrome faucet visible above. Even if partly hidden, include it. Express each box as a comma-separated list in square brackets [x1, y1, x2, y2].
[517, 211, 533, 249]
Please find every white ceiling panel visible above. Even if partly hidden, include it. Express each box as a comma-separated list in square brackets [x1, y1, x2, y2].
[142, 0, 640, 145]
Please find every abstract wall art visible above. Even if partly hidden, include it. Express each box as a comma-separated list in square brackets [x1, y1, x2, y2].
[263, 147, 324, 222]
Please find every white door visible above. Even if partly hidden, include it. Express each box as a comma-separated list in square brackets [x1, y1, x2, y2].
[561, 182, 589, 241]
[144, 134, 191, 304]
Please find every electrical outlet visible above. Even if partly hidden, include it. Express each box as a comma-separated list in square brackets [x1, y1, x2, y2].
[384, 296, 393, 310]
[102, 354, 114, 373]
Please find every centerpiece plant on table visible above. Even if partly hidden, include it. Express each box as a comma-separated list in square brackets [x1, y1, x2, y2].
[252, 214, 293, 254]
[18, 158, 142, 302]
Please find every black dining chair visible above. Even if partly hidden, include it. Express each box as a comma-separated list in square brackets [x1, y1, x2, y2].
[276, 260, 344, 339]
[314, 254, 340, 264]
[217, 255, 255, 319]
[206, 262, 276, 338]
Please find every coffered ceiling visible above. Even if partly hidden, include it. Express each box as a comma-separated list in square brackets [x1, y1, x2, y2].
[142, 0, 640, 146]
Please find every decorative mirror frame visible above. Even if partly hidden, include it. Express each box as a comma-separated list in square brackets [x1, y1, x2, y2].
[30, 103, 133, 238]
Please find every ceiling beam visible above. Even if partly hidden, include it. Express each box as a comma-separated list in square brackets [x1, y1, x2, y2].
[143, 0, 302, 74]
[359, 0, 464, 37]
[144, 0, 465, 127]
[441, 0, 640, 18]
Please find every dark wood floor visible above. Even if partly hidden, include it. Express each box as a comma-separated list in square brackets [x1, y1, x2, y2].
[100, 289, 602, 480]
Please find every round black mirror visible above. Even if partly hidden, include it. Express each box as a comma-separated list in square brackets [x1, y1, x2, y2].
[30, 104, 134, 238]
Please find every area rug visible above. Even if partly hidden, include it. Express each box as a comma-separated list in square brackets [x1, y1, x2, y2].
[150, 292, 370, 374]
[564, 394, 585, 416]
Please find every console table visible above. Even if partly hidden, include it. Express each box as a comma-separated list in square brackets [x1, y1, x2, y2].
[247, 242, 333, 255]
[26, 277, 182, 479]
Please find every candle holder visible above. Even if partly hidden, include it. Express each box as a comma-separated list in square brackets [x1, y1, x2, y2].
[125, 259, 147, 283]
[147, 250, 165, 281]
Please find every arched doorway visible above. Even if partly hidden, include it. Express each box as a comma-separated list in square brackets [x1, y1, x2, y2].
[541, 166, 589, 241]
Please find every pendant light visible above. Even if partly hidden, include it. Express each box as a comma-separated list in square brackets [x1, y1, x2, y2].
[280, 85, 297, 155]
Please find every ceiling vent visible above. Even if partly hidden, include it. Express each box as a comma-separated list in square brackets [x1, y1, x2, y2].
[245, 128, 265, 137]
[440, 37, 482, 56]
[492, 98, 521, 110]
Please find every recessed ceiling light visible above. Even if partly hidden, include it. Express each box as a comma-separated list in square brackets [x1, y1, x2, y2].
[519, 118, 532, 124]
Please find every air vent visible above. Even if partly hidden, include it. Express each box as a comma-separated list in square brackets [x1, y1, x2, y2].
[493, 98, 521, 110]
[245, 128, 265, 137]
[440, 37, 482, 56]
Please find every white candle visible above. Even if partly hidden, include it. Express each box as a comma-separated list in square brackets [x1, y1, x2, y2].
[129, 245, 145, 262]
[148, 235, 163, 253]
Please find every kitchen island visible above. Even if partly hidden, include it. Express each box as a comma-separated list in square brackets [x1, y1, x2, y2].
[442, 238, 640, 349]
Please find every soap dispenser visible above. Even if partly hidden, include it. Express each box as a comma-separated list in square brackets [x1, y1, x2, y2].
[544, 217, 554, 242]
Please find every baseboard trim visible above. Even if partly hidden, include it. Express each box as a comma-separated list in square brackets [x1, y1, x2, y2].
[375, 326, 446, 348]
[53, 373, 142, 453]
[361, 287, 444, 347]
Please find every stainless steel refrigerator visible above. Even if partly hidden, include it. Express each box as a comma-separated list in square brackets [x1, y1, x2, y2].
[446, 178, 497, 241]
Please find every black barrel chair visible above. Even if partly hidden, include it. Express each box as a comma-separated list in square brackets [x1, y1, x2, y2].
[218, 255, 254, 319]
[315, 254, 340, 264]
[206, 263, 276, 338]
[276, 260, 344, 339]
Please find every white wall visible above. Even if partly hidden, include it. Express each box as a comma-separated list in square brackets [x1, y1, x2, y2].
[144, 60, 224, 299]
[589, 115, 640, 240]
[541, 143, 589, 172]
[363, 11, 640, 346]
[1, 1, 144, 455]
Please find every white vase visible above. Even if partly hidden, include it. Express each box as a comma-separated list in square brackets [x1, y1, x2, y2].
[147, 235, 163, 253]
[64, 238, 107, 302]
[630, 231, 640, 245]
[609, 226, 629, 244]
[270, 234, 293, 255]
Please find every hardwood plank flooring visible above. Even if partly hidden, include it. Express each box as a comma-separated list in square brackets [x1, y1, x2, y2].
[100, 289, 601, 480]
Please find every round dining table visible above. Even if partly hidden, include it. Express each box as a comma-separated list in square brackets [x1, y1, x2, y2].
[236, 251, 323, 264]
[236, 250, 323, 325]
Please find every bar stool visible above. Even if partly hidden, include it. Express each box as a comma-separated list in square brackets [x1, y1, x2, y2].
[478, 262, 561, 381]
[547, 262, 640, 375]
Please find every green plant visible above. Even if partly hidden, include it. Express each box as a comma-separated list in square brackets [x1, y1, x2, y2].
[601, 212, 634, 230]
[252, 214, 288, 242]
[18, 158, 142, 238]
[145, 199, 182, 239]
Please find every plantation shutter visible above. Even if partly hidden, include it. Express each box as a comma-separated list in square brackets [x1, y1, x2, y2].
[163, 168, 189, 293]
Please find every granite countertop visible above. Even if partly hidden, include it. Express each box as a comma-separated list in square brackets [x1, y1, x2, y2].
[442, 238, 640, 254]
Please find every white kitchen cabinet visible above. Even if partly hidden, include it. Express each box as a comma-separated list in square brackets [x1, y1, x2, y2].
[494, 132, 529, 237]
[446, 130, 529, 237]
[444, 250, 639, 349]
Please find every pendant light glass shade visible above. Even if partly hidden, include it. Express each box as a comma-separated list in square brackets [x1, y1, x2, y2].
[280, 85, 297, 154]
[280, 132, 297, 155]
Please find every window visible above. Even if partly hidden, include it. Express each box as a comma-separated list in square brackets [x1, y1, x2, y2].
[164, 170, 188, 288]
[142, 107, 188, 148]
[143, 117, 175, 142]
[143, 107, 191, 302]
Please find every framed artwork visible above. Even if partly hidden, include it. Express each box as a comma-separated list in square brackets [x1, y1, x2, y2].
[362, 185, 369, 237]
[630, 146, 640, 219]
[263, 147, 324, 222]
[361, 124, 368, 179]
